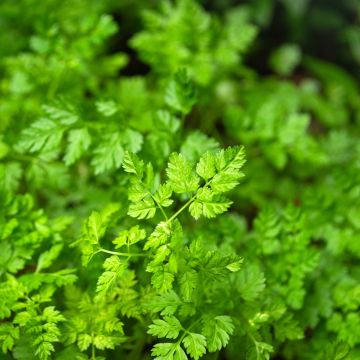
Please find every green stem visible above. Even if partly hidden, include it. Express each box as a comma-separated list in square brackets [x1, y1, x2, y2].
[91, 343, 96, 360]
[167, 195, 195, 223]
[99, 248, 150, 257]
[248, 333, 260, 360]
[166, 177, 214, 224]
[158, 204, 169, 221]
[176, 318, 202, 348]
[149, 193, 168, 221]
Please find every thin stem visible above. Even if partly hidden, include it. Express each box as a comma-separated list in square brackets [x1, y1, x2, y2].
[176, 318, 202, 348]
[167, 195, 195, 223]
[99, 248, 150, 257]
[166, 178, 214, 224]
[184, 318, 201, 333]
[91, 342, 96, 360]
[176, 331, 187, 348]
[158, 204, 169, 221]
[149, 193, 168, 221]
[248, 333, 260, 360]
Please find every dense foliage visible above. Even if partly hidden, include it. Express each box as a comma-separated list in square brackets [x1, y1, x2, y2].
[1, 0, 360, 359]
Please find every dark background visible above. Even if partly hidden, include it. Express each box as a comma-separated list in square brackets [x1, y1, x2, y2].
[114, 0, 360, 80]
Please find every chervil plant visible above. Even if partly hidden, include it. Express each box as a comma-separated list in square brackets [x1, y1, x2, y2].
[1, 0, 360, 359]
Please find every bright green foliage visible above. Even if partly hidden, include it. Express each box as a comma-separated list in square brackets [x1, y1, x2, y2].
[113, 226, 146, 249]
[16, 103, 143, 176]
[130, 0, 256, 85]
[0, 195, 75, 359]
[96, 256, 127, 297]
[1, 0, 360, 359]
[75, 203, 121, 266]
[182, 333, 207, 359]
[62, 289, 126, 354]
[189, 146, 245, 219]
[72, 148, 245, 359]
[167, 153, 200, 194]
[148, 316, 182, 339]
[202, 316, 234, 352]
[14, 306, 65, 360]
[165, 69, 197, 115]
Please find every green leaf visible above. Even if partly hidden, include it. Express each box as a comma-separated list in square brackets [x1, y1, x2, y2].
[64, 128, 91, 165]
[154, 183, 174, 207]
[174, 347, 188, 360]
[167, 153, 199, 193]
[86, 212, 103, 244]
[323, 342, 351, 360]
[102, 255, 122, 272]
[202, 316, 234, 352]
[236, 265, 266, 301]
[0, 163, 22, 194]
[210, 172, 245, 194]
[145, 291, 182, 316]
[149, 245, 171, 267]
[165, 69, 197, 115]
[145, 222, 172, 250]
[78, 204, 120, 265]
[274, 314, 303, 341]
[77, 334, 92, 351]
[91, 133, 124, 174]
[128, 182, 148, 202]
[196, 152, 216, 180]
[201, 251, 242, 281]
[36, 244, 63, 272]
[113, 225, 146, 249]
[145, 221, 182, 251]
[84, 204, 120, 244]
[148, 316, 182, 339]
[17, 118, 64, 154]
[96, 256, 126, 297]
[189, 188, 232, 219]
[225, 259, 243, 272]
[95, 100, 119, 117]
[93, 334, 120, 350]
[128, 197, 157, 219]
[42, 104, 79, 125]
[182, 333, 206, 360]
[328, 312, 360, 347]
[0, 323, 19, 353]
[151, 271, 175, 293]
[34, 341, 54, 360]
[152, 342, 186, 360]
[122, 129, 143, 153]
[122, 151, 144, 178]
[181, 132, 219, 164]
[14, 306, 65, 360]
[215, 146, 246, 172]
[179, 270, 198, 301]
[253, 341, 274, 360]
[210, 146, 246, 193]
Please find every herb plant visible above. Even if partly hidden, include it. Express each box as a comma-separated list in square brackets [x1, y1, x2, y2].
[1, 0, 359, 359]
